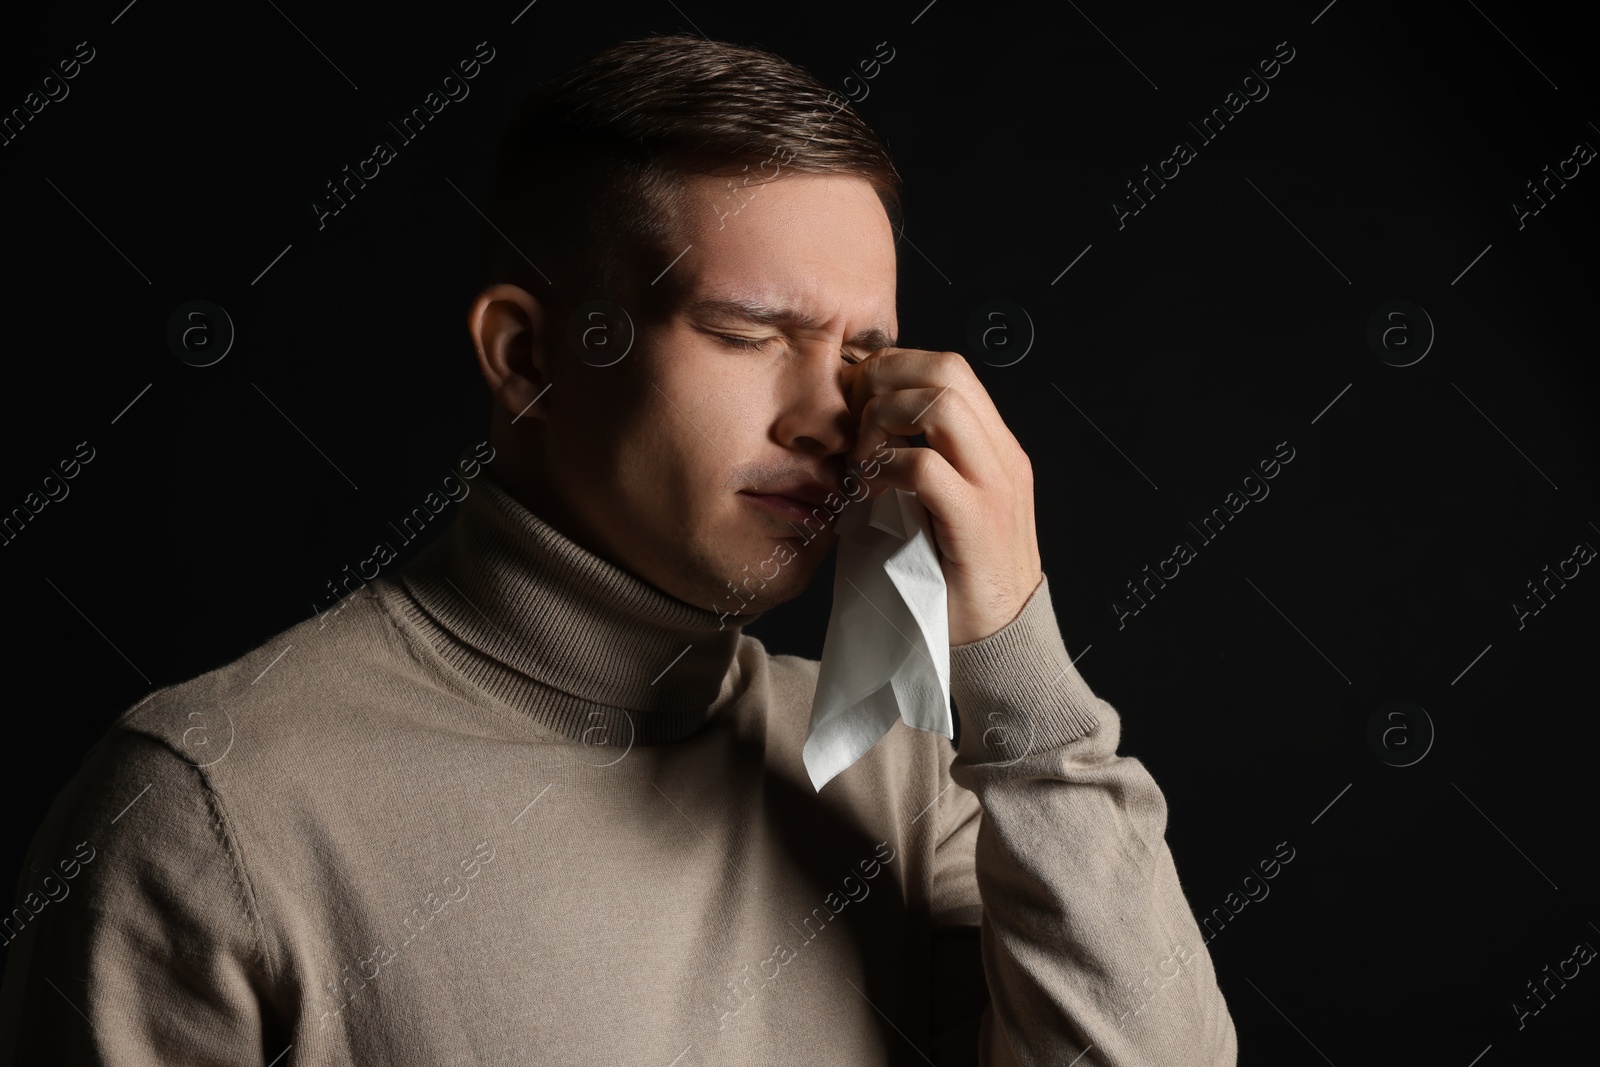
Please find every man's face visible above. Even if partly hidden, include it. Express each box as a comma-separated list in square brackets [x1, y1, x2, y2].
[536, 172, 898, 619]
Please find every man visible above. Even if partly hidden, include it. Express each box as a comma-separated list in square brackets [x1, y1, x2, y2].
[0, 33, 1237, 1065]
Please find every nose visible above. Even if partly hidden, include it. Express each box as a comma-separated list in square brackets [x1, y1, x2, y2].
[771, 337, 858, 458]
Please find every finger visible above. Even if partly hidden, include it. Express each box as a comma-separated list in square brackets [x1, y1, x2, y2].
[843, 348, 1008, 477]
[849, 385, 998, 484]
[843, 348, 1002, 426]
[852, 445, 976, 556]
[845, 432, 909, 493]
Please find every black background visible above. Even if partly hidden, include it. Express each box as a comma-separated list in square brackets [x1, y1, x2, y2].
[2, 0, 1595, 1062]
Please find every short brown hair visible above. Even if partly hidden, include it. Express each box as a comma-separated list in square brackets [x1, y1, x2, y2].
[476, 33, 903, 321]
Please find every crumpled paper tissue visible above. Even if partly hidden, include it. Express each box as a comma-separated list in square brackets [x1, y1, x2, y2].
[802, 487, 951, 792]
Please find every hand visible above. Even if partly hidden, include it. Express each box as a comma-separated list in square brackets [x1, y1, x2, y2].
[841, 348, 1043, 646]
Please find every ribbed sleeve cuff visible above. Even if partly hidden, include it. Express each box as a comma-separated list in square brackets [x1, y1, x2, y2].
[949, 573, 1102, 765]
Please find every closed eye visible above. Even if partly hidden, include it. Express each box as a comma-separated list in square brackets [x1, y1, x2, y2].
[713, 333, 772, 351]
[711, 332, 861, 362]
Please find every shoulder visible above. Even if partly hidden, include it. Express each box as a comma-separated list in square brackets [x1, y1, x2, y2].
[108, 582, 431, 793]
[6, 725, 252, 953]
[24, 727, 214, 859]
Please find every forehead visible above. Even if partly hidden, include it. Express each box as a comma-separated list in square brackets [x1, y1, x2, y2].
[670, 172, 898, 330]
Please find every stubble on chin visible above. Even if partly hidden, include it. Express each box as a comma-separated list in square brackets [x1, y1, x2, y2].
[699, 528, 835, 620]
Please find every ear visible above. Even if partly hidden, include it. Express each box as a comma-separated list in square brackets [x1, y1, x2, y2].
[467, 284, 551, 421]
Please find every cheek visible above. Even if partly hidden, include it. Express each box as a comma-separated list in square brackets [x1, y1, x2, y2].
[627, 332, 791, 526]
[648, 355, 766, 474]
[591, 401, 716, 534]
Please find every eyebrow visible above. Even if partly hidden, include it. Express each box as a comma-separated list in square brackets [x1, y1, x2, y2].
[686, 297, 898, 352]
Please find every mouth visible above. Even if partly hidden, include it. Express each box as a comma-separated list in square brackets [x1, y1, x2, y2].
[739, 491, 831, 528]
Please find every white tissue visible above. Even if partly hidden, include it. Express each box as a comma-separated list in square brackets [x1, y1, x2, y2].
[803, 488, 952, 792]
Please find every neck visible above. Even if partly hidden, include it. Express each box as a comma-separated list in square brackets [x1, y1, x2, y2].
[389, 451, 760, 746]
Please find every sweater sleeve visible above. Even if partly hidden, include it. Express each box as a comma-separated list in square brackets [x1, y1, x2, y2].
[0, 727, 280, 1065]
[933, 573, 1238, 1067]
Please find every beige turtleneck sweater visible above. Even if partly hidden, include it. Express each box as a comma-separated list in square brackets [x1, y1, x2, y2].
[0, 458, 1236, 1066]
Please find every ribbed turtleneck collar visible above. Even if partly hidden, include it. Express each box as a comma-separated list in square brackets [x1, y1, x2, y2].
[389, 460, 762, 745]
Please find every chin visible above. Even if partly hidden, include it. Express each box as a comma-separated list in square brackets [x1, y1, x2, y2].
[715, 540, 823, 609]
